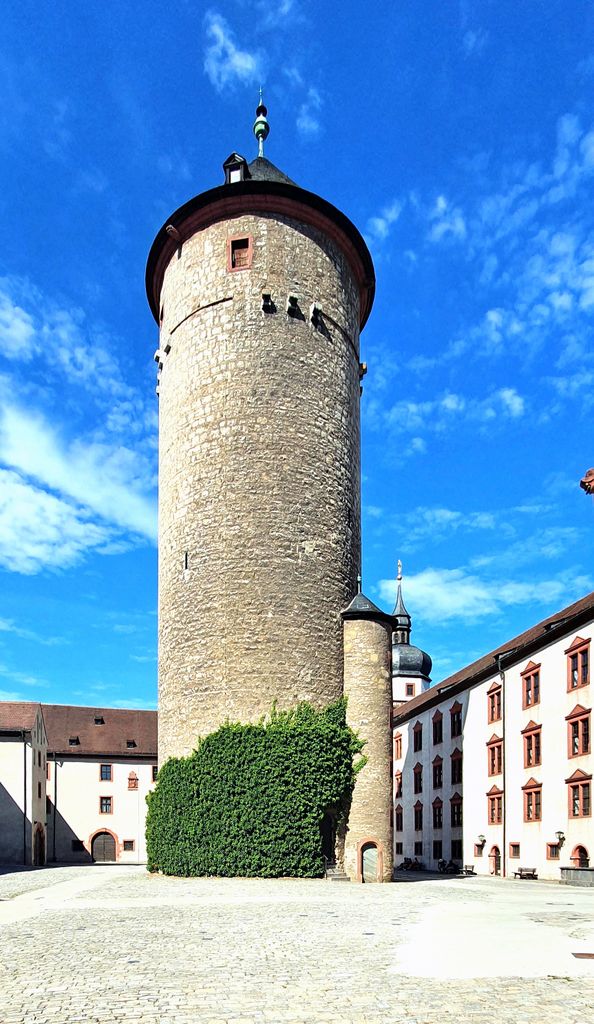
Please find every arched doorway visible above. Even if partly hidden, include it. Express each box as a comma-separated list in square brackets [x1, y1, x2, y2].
[33, 825, 45, 866]
[92, 831, 117, 862]
[571, 845, 589, 868]
[489, 845, 501, 876]
[361, 842, 379, 883]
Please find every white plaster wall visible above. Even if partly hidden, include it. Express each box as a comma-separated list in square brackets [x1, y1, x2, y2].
[47, 758, 155, 863]
[394, 620, 593, 882]
[0, 707, 47, 864]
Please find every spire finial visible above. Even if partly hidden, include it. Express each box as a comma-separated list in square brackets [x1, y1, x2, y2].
[357, 573, 362, 594]
[397, 559, 403, 581]
[253, 88, 270, 158]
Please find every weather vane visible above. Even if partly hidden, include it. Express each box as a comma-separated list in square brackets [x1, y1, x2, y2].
[397, 559, 403, 581]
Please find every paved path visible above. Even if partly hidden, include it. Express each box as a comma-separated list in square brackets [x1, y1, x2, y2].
[0, 866, 593, 1023]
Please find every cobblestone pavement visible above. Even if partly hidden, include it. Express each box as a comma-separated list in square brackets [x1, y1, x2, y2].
[0, 866, 593, 1024]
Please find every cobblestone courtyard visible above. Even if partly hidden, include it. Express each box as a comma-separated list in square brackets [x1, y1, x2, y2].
[1, 866, 593, 1024]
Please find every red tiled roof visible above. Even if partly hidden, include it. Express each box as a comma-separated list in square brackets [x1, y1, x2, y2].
[41, 704, 157, 758]
[0, 701, 41, 733]
[394, 589, 594, 724]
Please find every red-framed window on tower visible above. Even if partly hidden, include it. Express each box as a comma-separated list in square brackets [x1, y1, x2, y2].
[566, 706, 590, 758]
[227, 235, 253, 271]
[566, 636, 590, 691]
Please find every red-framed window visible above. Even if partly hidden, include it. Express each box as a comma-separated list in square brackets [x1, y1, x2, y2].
[509, 843, 520, 859]
[432, 798, 443, 829]
[99, 764, 112, 782]
[414, 802, 423, 831]
[395, 771, 403, 799]
[522, 721, 542, 767]
[521, 661, 541, 709]
[566, 635, 590, 691]
[432, 711, 443, 745]
[566, 769, 591, 817]
[487, 786, 503, 824]
[546, 843, 561, 860]
[522, 778, 542, 822]
[487, 682, 502, 723]
[413, 721, 423, 752]
[450, 793, 463, 828]
[432, 756, 443, 789]
[450, 702, 462, 738]
[394, 732, 402, 760]
[394, 805, 403, 832]
[99, 796, 113, 814]
[413, 763, 423, 794]
[451, 748, 463, 785]
[566, 705, 590, 758]
[227, 235, 253, 271]
[487, 735, 503, 776]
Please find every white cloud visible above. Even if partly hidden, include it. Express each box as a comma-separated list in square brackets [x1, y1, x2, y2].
[462, 28, 489, 57]
[366, 200, 403, 246]
[428, 195, 467, 243]
[296, 87, 322, 137]
[0, 403, 156, 542]
[496, 387, 524, 417]
[378, 567, 590, 624]
[0, 289, 37, 360]
[0, 469, 120, 575]
[0, 664, 48, 688]
[0, 617, 66, 646]
[203, 12, 261, 91]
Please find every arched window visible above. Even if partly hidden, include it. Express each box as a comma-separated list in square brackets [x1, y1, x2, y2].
[571, 845, 589, 868]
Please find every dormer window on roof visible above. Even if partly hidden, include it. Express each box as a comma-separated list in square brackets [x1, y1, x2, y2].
[94, 716, 104, 725]
[222, 152, 250, 185]
[68, 736, 80, 746]
[126, 739, 136, 748]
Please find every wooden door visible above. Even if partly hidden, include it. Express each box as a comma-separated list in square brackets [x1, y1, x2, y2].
[92, 831, 116, 862]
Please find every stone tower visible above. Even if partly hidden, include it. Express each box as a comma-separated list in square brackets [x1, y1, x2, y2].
[146, 102, 375, 763]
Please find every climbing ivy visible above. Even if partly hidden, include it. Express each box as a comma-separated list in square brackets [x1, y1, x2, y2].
[146, 699, 364, 877]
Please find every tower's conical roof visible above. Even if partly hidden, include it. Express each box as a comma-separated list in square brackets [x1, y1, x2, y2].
[247, 156, 297, 187]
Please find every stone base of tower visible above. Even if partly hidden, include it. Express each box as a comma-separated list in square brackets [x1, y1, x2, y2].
[341, 600, 394, 883]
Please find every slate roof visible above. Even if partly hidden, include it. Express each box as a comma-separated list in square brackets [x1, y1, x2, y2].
[394, 589, 594, 725]
[41, 704, 157, 758]
[0, 702, 41, 733]
[247, 156, 297, 186]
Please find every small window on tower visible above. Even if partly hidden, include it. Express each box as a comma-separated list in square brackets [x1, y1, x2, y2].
[228, 236, 253, 271]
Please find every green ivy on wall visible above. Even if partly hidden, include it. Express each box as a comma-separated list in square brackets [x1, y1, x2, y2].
[146, 699, 365, 877]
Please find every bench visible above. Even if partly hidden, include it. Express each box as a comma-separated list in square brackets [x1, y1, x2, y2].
[461, 865, 476, 876]
[514, 867, 538, 880]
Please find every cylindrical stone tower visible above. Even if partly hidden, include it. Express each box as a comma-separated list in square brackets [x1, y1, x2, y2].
[146, 129, 374, 763]
[341, 593, 394, 882]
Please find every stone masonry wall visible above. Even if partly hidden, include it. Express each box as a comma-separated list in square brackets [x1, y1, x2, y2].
[157, 212, 362, 762]
[343, 617, 393, 882]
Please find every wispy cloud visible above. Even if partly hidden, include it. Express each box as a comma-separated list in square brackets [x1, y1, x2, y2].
[378, 566, 591, 624]
[365, 199, 403, 247]
[0, 404, 156, 541]
[0, 290, 37, 360]
[203, 12, 261, 91]
[0, 617, 66, 646]
[462, 28, 489, 58]
[428, 194, 467, 243]
[296, 87, 322, 137]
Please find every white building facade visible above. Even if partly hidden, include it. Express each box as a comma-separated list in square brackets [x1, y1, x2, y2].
[393, 592, 593, 881]
[0, 703, 48, 865]
[43, 705, 158, 864]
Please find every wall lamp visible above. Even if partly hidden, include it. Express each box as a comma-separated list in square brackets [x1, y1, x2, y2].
[477, 835, 486, 847]
[555, 830, 566, 847]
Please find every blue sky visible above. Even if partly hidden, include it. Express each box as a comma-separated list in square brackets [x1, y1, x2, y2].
[1, 1, 593, 709]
